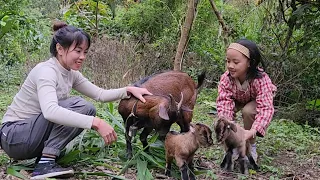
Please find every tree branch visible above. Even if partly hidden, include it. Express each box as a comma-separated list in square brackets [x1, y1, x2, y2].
[173, 0, 199, 71]
[208, 0, 229, 45]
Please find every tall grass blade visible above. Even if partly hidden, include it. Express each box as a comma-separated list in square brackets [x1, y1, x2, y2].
[106, 110, 125, 132]
[137, 158, 153, 180]
[57, 150, 81, 165]
[7, 166, 32, 180]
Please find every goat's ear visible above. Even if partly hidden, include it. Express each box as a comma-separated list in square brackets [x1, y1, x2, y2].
[214, 118, 222, 129]
[159, 104, 170, 120]
[181, 105, 193, 112]
[229, 122, 237, 132]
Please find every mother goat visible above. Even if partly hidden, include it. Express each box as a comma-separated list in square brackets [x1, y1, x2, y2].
[118, 71, 205, 158]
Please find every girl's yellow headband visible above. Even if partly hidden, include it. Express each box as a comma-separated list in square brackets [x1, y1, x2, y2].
[227, 43, 250, 58]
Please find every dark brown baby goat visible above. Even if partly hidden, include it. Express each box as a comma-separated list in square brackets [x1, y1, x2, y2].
[118, 71, 205, 158]
[165, 123, 213, 180]
[214, 118, 259, 174]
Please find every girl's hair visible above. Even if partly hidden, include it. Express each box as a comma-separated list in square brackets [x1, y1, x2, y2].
[50, 21, 91, 57]
[236, 39, 266, 80]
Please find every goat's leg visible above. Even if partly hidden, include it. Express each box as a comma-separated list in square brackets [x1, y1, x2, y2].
[246, 142, 259, 170]
[165, 156, 173, 177]
[239, 156, 249, 175]
[221, 149, 233, 171]
[188, 160, 196, 180]
[180, 163, 189, 180]
[140, 127, 153, 152]
[239, 147, 249, 174]
[125, 118, 135, 159]
[247, 155, 259, 170]
[176, 157, 189, 180]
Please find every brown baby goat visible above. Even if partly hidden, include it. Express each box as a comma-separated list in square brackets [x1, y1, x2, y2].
[165, 123, 213, 180]
[118, 71, 205, 158]
[214, 118, 259, 174]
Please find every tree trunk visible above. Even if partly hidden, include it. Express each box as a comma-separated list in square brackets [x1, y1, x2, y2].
[95, 0, 99, 38]
[173, 0, 199, 71]
[208, 0, 229, 46]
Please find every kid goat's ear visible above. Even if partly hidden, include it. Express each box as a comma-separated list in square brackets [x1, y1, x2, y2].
[228, 122, 237, 132]
[214, 118, 223, 128]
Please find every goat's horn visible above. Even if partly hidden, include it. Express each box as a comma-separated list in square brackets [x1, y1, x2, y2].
[168, 94, 175, 107]
[177, 92, 183, 110]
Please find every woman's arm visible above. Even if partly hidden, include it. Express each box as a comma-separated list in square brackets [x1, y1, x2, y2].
[36, 68, 94, 129]
[73, 72, 151, 102]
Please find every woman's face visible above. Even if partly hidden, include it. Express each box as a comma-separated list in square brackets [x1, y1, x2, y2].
[57, 41, 89, 71]
[226, 49, 250, 82]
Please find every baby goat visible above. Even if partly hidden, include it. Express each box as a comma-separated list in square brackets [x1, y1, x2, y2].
[214, 118, 259, 174]
[165, 123, 213, 180]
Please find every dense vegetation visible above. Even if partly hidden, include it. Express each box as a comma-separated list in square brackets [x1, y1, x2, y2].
[1, 0, 319, 179]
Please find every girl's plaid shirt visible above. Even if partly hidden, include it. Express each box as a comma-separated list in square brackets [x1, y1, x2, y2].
[216, 71, 277, 136]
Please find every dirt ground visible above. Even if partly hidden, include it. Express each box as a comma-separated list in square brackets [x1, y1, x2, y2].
[1, 148, 320, 180]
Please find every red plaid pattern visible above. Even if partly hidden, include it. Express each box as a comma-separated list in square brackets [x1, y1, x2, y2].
[216, 71, 277, 136]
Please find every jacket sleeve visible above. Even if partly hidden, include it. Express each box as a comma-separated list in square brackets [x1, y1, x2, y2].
[251, 74, 276, 136]
[72, 71, 130, 102]
[216, 72, 235, 121]
[36, 67, 94, 129]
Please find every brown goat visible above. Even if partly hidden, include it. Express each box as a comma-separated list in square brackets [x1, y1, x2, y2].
[118, 71, 205, 158]
[165, 123, 213, 180]
[214, 118, 259, 174]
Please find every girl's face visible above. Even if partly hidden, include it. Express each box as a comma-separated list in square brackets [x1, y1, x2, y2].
[57, 41, 89, 71]
[226, 49, 250, 82]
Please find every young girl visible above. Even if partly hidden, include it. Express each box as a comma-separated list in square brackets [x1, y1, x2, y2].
[0, 21, 152, 179]
[216, 39, 277, 163]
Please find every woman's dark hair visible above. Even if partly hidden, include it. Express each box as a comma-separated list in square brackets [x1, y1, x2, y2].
[50, 21, 91, 57]
[236, 39, 266, 80]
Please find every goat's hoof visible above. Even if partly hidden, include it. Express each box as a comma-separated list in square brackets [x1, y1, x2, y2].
[189, 173, 196, 180]
[248, 156, 259, 170]
[240, 167, 249, 175]
[165, 170, 171, 177]
[226, 166, 234, 172]
[220, 162, 227, 169]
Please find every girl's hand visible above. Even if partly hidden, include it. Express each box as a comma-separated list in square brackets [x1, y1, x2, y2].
[92, 117, 117, 144]
[126, 86, 153, 103]
[244, 128, 257, 141]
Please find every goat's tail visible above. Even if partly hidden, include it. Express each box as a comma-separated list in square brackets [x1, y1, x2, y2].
[196, 71, 206, 89]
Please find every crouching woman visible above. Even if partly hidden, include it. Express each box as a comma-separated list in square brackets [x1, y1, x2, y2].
[216, 39, 277, 163]
[0, 21, 151, 179]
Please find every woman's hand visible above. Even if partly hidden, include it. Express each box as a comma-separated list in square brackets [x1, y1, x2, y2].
[92, 117, 117, 145]
[126, 86, 153, 103]
[244, 128, 257, 141]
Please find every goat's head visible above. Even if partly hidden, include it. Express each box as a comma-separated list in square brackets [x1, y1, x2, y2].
[193, 123, 213, 147]
[214, 118, 237, 143]
[158, 92, 184, 120]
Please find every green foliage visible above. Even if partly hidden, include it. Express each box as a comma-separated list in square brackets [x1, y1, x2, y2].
[114, 0, 174, 42]
[261, 119, 320, 157]
[0, 153, 10, 167]
[63, 0, 114, 35]
[0, 0, 51, 66]
[306, 99, 320, 111]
